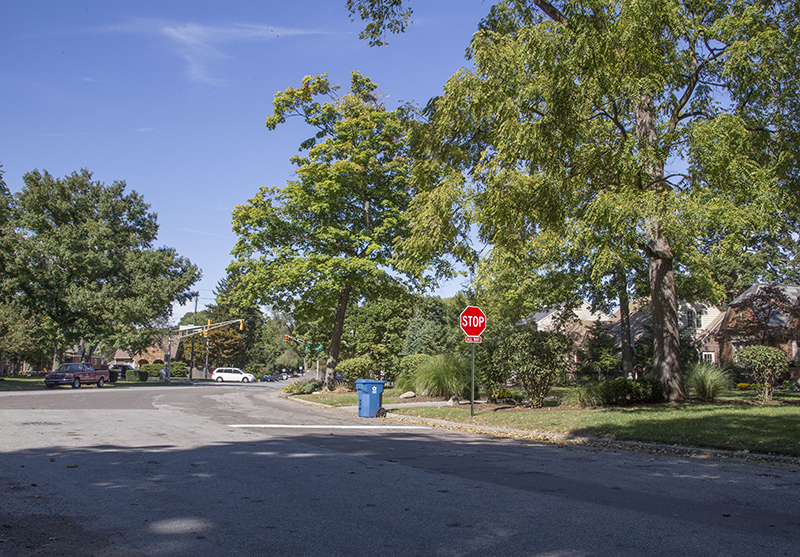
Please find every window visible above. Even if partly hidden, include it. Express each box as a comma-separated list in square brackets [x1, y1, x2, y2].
[702, 352, 715, 364]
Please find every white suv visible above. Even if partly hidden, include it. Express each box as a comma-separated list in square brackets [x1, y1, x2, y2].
[211, 367, 256, 383]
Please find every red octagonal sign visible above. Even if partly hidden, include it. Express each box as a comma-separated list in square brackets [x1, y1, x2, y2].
[460, 306, 486, 343]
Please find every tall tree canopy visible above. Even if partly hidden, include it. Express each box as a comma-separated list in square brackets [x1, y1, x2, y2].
[5, 169, 200, 366]
[229, 72, 414, 389]
[351, 0, 800, 401]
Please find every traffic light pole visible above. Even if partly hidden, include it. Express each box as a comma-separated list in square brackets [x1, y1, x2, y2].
[172, 319, 244, 381]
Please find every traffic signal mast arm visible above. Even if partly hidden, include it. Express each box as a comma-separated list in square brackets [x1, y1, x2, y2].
[285, 334, 303, 345]
[178, 319, 244, 339]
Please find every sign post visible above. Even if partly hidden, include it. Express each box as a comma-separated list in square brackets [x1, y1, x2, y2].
[460, 306, 486, 417]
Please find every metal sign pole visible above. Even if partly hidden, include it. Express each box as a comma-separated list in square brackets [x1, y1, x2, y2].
[471, 343, 475, 417]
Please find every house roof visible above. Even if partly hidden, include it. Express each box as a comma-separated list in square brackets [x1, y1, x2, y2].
[730, 283, 800, 307]
[517, 301, 611, 328]
[728, 283, 800, 328]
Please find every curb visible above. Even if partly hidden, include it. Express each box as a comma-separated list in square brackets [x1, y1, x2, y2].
[283, 394, 800, 465]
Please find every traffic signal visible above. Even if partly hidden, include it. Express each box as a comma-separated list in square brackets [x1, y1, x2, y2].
[239, 320, 244, 331]
[285, 335, 289, 343]
[204, 319, 211, 338]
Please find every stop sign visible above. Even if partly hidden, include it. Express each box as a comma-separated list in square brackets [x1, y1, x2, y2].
[460, 306, 487, 340]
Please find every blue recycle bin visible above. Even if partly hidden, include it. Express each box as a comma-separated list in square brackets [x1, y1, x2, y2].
[356, 379, 386, 418]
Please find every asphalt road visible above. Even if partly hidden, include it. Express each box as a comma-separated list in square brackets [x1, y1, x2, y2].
[1, 379, 799, 556]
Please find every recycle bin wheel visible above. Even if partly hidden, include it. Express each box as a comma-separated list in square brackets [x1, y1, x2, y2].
[376, 407, 387, 418]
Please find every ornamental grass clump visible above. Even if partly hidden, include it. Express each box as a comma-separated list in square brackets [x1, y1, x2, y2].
[685, 363, 732, 402]
[413, 354, 470, 398]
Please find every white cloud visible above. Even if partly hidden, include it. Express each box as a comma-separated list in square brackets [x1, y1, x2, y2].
[100, 19, 329, 85]
[180, 227, 235, 240]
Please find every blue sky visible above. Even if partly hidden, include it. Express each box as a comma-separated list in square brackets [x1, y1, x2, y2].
[1, 1, 491, 320]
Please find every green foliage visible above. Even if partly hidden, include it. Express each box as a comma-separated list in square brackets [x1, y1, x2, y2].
[564, 377, 664, 408]
[473, 325, 513, 394]
[343, 296, 414, 378]
[336, 355, 374, 389]
[5, 169, 199, 360]
[230, 72, 415, 389]
[401, 296, 459, 356]
[347, 0, 413, 46]
[168, 361, 188, 377]
[413, 353, 470, 398]
[488, 386, 516, 403]
[394, 353, 431, 392]
[495, 329, 572, 408]
[283, 380, 324, 395]
[736, 345, 789, 402]
[139, 362, 186, 378]
[124, 369, 150, 382]
[244, 363, 268, 377]
[390, 0, 800, 403]
[685, 364, 732, 402]
[578, 321, 619, 380]
[396, 353, 431, 378]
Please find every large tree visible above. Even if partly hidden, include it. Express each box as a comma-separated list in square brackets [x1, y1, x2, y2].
[350, 0, 799, 401]
[229, 72, 415, 390]
[5, 169, 200, 367]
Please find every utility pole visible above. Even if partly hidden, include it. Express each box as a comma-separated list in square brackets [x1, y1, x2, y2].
[189, 293, 198, 379]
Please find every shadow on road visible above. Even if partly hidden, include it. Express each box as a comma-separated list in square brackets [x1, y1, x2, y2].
[3, 425, 800, 556]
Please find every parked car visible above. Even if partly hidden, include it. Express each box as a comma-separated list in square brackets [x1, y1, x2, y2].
[45, 362, 109, 389]
[211, 367, 256, 383]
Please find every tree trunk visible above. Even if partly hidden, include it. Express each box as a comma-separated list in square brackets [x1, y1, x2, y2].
[635, 94, 685, 401]
[51, 344, 63, 371]
[616, 267, 634, 379]
[646, 220, 683, 400]
[324, 283, 352, 391]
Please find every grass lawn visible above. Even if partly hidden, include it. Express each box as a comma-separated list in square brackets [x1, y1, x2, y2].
[392, 401, 800, 457]
[296, 387, 421, 407]
[0, 376, 46, 390]
[297, 387, 800, 457]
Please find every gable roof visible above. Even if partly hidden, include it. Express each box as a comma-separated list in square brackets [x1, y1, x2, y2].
[729, 283, 800, 307]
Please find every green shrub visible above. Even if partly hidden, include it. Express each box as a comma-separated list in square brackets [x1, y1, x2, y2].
[396, 354, 431, 381]
[414, 354, 470, 398]
[737, 345, 789, 402]
[283, 380, 323, 394]
[139, 363, 163, 378]
[496, 329, 572, 408]
[489, 387, 515, 402]
[685, 363, 731, 401]
[336, 356, 374, 389]
[245, 363, 267, 377]
[137, 362, 187, 379]
[595, 378, 633, 406]
[124, 370, 143, 382]
[562, 377, 664, 408]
